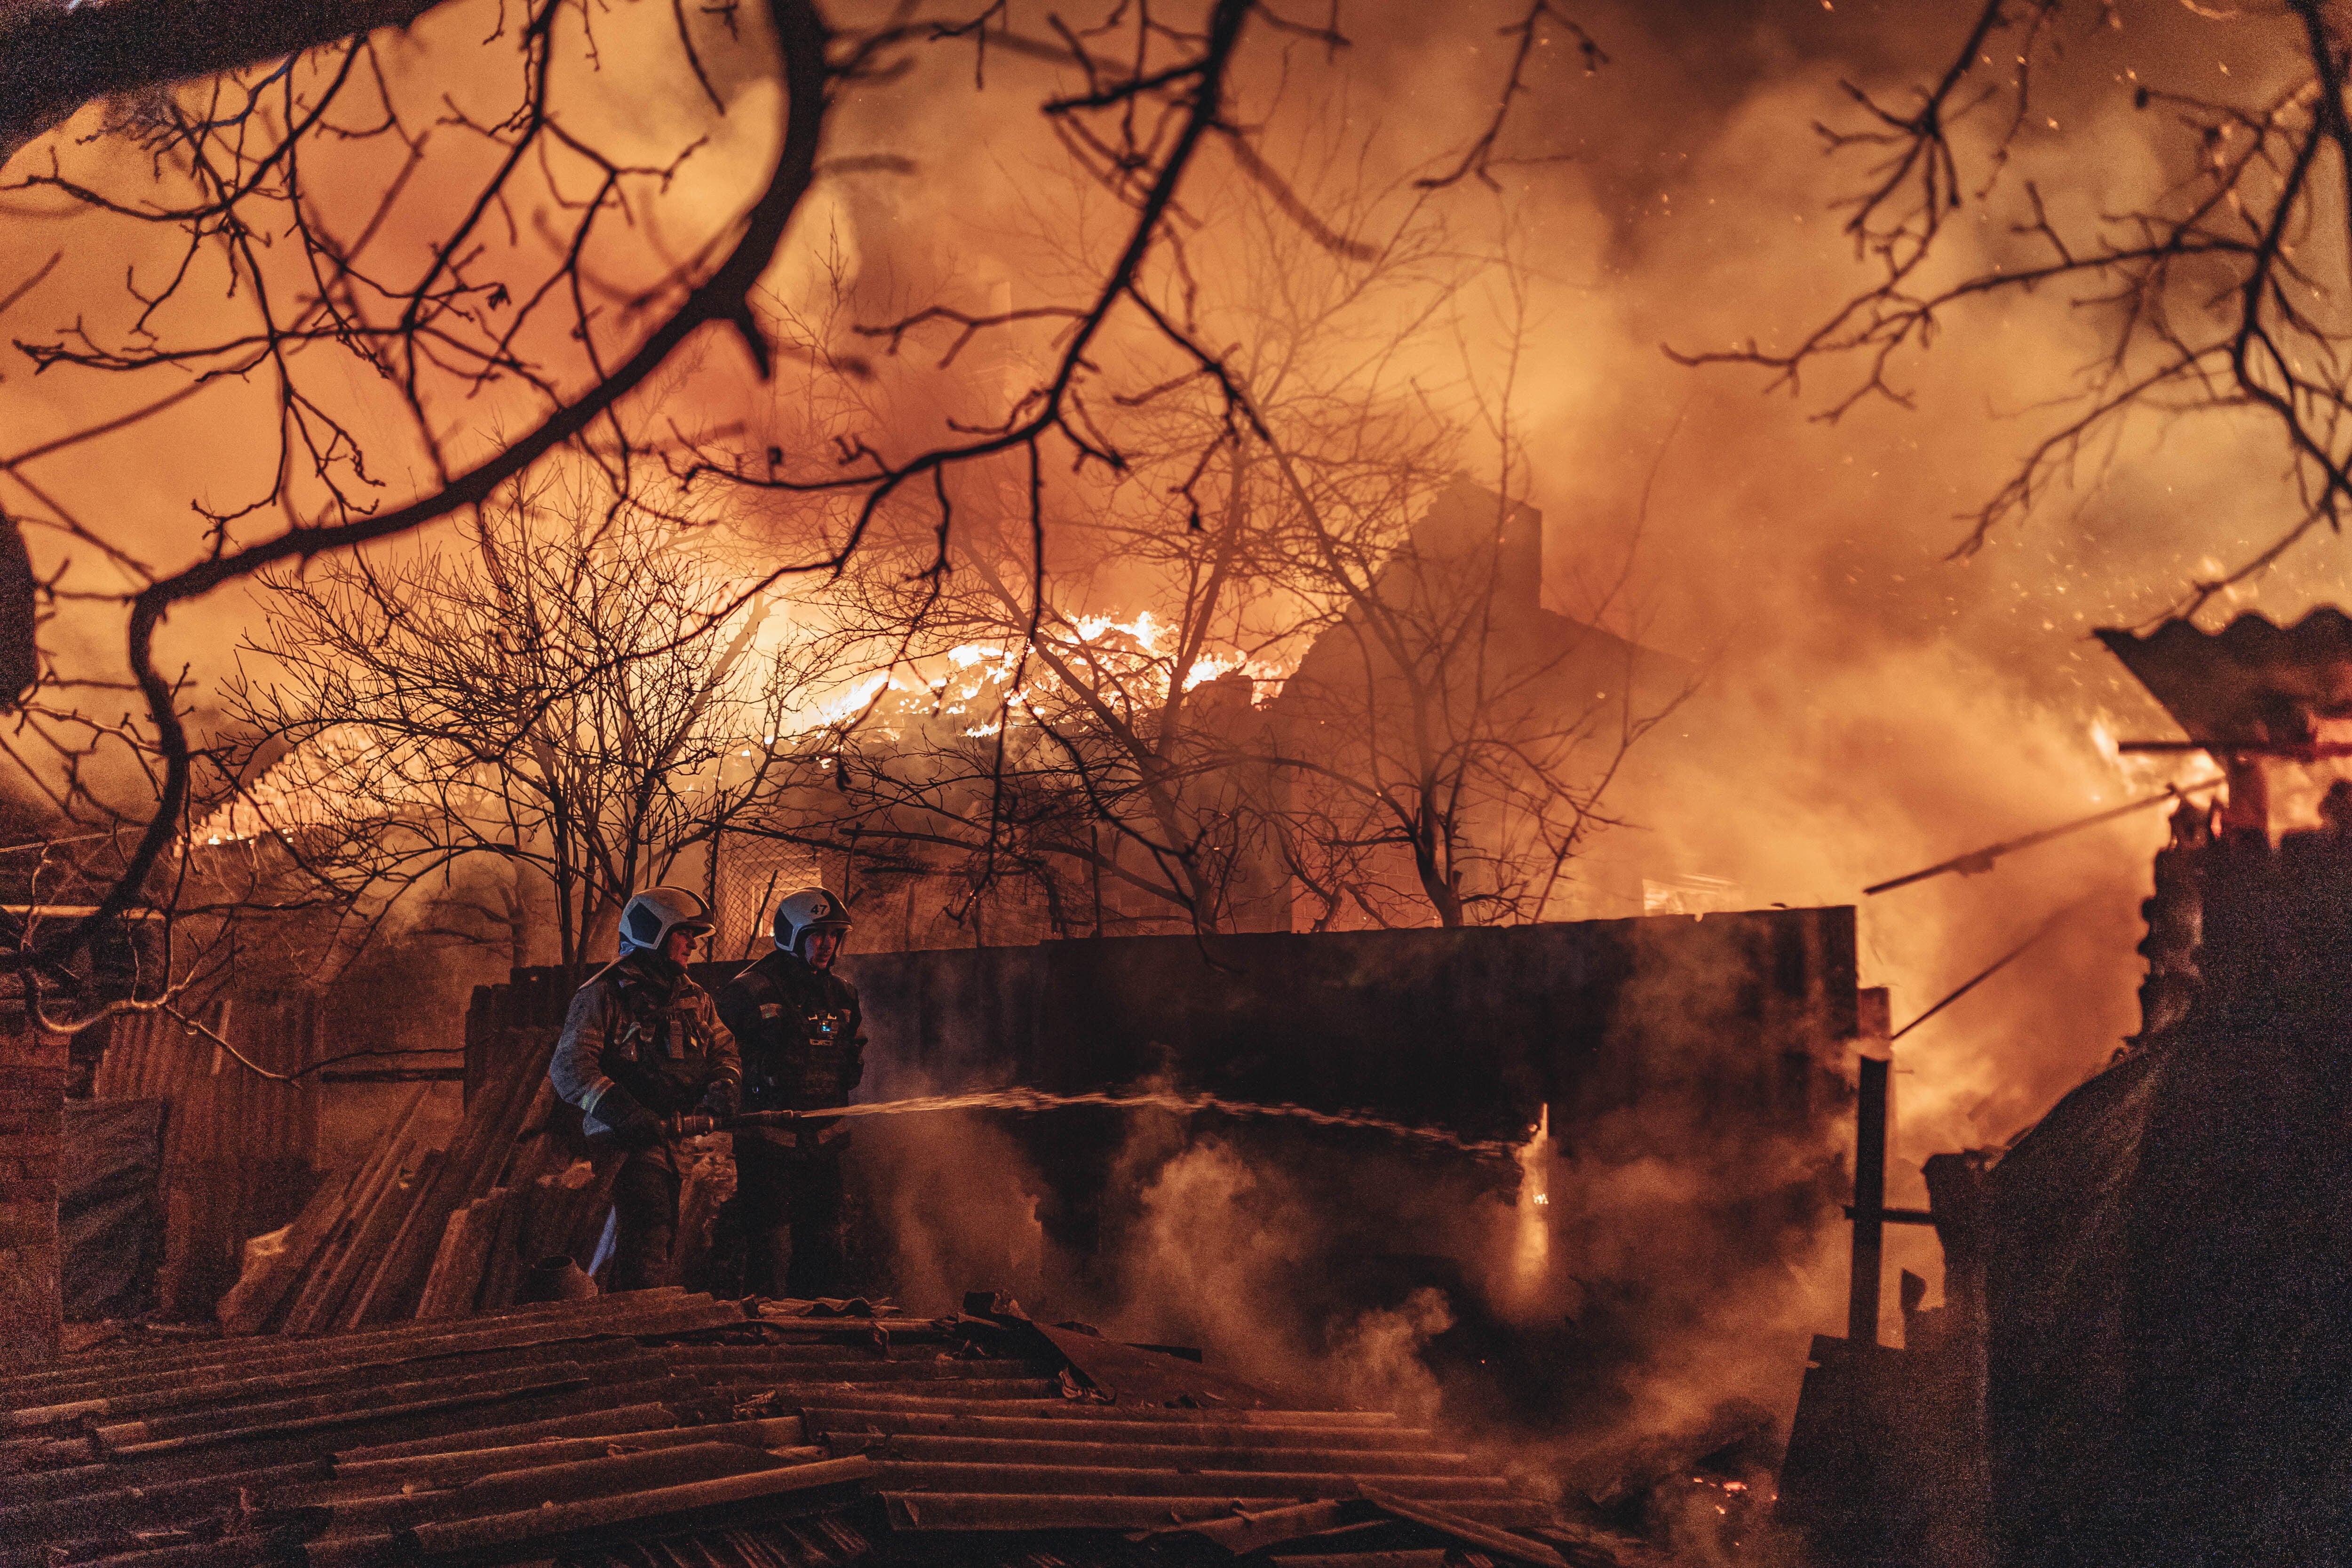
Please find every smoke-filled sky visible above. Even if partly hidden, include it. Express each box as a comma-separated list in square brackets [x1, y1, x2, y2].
[1437, 1, 2335, 1207]
[1258, 1, 2352, 1200]
[9, 0, 2352, 1306]
[801, 0, 2352, 1211]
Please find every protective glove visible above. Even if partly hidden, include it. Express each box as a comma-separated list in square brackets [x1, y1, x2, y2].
[593, 1084, 663, 1151]
[699, 1077, 740, 1121]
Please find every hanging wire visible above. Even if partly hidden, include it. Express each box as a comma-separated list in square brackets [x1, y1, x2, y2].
[1891, 893, 2097, 1043]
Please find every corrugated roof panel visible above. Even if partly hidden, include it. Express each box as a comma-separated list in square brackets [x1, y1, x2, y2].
[1, 1297, 1593, 1568]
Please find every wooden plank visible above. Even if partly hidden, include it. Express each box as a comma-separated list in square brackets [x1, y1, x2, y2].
[1355, 1486, 1573, 1568]
[328, 1148, 444, 1333]
[213, 1165, 355, 1336]
[405, 1456, 872, 1553]
[471, 1179, 536, 1313]
[1848, 1055, 1889, 1345]
[279, 1134, 416, 1334]
[270, 1085, 433, 1332]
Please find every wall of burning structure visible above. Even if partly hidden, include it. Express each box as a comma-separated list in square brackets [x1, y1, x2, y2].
[1973, 824, 2352, 1564]
[1776, 610, 2352, 1568]
[700, 481, 1701, 952]
[829, 907, 1860, 1456]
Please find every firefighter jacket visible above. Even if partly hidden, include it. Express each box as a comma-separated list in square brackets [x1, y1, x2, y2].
[550, 953, 740, 1137]
[715, 949, 864, 1114]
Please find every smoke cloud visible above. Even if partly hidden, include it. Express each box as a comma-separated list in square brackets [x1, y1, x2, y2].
[723, 8, 2348, 1242]
[776, 3, 2352, 1493]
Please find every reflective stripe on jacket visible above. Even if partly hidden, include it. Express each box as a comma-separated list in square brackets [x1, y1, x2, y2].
[550, 955, 740, 1134]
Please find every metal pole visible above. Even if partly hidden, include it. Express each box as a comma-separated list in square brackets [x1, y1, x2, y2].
[1864, 775, 2223, 896]
[1848, 1054, 1888, 1345]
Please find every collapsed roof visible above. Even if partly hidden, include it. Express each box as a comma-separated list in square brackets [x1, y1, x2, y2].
[0, 1290, 1651, 1568]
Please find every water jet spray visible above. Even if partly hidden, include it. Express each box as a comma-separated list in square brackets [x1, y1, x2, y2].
[667, 1087, 1524, 1162]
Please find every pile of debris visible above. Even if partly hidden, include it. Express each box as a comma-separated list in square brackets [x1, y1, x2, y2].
[213, 1040, 666, 1332]
[0, 1289, 1651, 1568]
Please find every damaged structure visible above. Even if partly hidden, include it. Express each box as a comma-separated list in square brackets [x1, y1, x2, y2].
[1784, 608, 2352, 1568]
[0, 896, 1858, 1567]
[5, 898, 1865, 1542]
[461, 904, 1860, 1445]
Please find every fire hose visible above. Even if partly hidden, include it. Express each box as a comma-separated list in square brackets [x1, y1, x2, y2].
[663, 1107, 850, 1147]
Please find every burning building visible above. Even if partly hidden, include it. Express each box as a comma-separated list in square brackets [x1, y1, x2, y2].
[705, 478, 1701, 950]
[1980, 610, 2352, 1564]
[1786, 608, 2352, 1568]
[1268, 478, 1697, 930]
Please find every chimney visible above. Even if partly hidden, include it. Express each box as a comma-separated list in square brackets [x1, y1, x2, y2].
[2098, 610, 2352, 839]
[1409, 478, 1542, 622]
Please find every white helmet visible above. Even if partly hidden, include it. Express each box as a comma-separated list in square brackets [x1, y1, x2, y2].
[773, 886, 851, 955]
[618, 885, 715, 957]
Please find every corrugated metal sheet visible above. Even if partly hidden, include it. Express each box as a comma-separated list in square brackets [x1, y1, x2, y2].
[0, 1296, 1618, 1567]
[93, 1001, 321, 1319]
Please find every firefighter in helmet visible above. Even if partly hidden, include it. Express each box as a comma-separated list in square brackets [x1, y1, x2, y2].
[549, 886, 740, 1292]
[714, 886, 864, 1298]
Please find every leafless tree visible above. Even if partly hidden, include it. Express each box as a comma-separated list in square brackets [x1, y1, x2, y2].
[216, 482, 808, 979]
[767, 533, 1294, 941]
[732, 142, 1679, 938]
[0, 0, 1425, 1023]
[1266, 476, 1687, 931]
[1676, 0, 2352, 613]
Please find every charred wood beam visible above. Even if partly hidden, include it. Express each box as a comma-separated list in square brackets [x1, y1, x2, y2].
[868, 1462, 1513, 1501]
[800, 1401, 1421, 1432]
[329, 1416, 804, 1487]
[796, 1406, 1441, 1451]
[402, 1454, 873, 1554]
[880, 1493, 1559, 1532]
[92, 1364, 597, 1455]
[0, 1290, 723, 1406]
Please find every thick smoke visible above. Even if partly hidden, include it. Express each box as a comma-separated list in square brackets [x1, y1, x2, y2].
[1481, 4, 2338, 1294]
[782, 0, 2352, 1491]
[846, 1111, 1051, 1311]
[1217, 1, 2352, 1306]
[763, 7, 2352, 1231]
[846, 1078, 1828, 1536]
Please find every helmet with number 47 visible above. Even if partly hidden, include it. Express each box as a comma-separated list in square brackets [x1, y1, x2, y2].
[772, 886, 852, 957]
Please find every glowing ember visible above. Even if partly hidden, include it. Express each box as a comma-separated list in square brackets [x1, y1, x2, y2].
[1510, 1102, 1551, 1304]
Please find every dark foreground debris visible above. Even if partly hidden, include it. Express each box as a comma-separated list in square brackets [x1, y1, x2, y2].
[0, 1291, 1654, 1568]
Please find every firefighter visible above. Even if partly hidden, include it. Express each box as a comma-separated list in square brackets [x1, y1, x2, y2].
[549, 886, 740, 1292]
[714, 886, 864, 1299]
